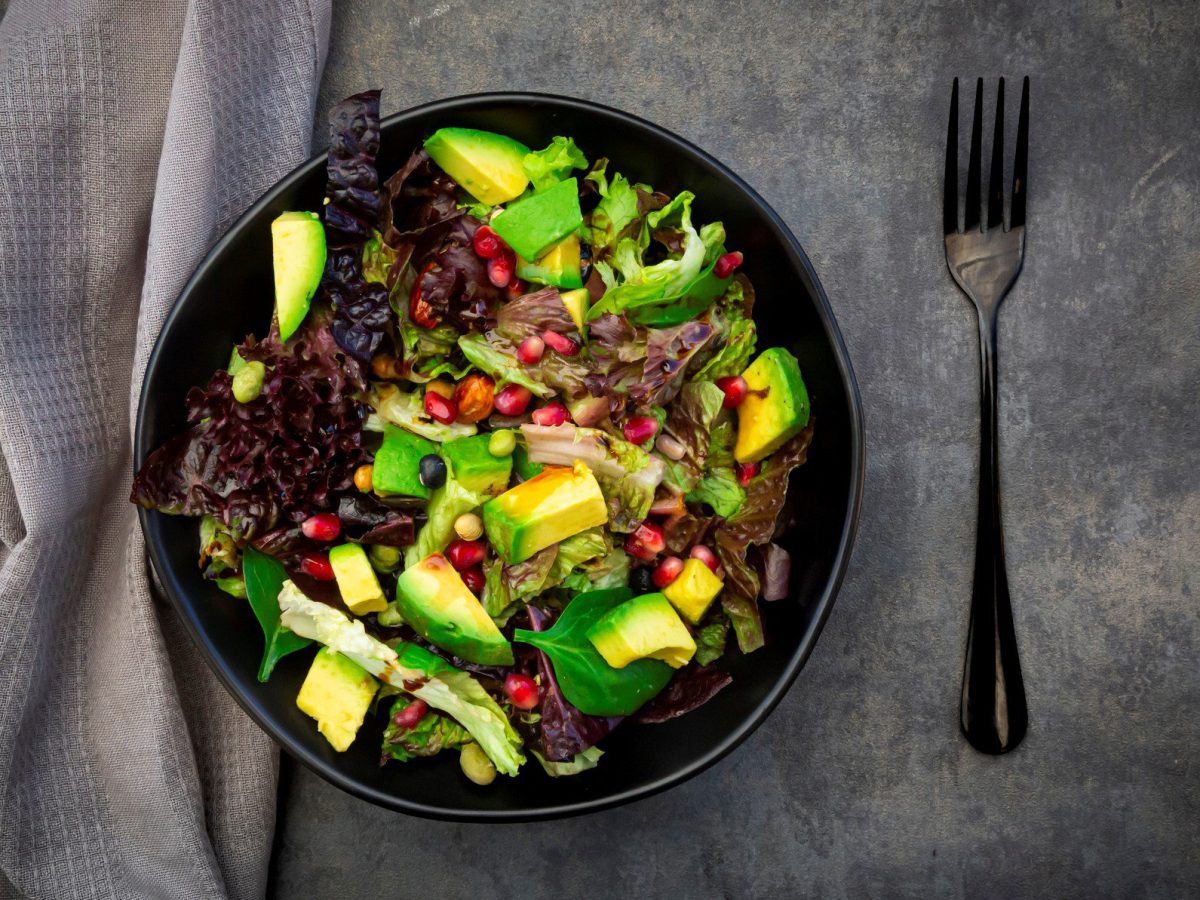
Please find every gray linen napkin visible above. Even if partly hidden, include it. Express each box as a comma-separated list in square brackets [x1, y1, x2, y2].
[0, 0, 330, 896]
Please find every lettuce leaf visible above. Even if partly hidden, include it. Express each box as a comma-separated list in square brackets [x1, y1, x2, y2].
[694, 305, 757, 381]
[367, 383, 477, 441]
[381, 697, 470, 763]
[686, 468, 745, 518]
[693, 620, 728, 666]
[524, 137, 588, 192]
[659, 381, 724, 491]
[585, 160, 642, 253]
[531, 746, 603, 777]
[278, 582, 524, 774]
[404, 476, 487, 569]
[628, 320, 715, 407]
[457, 333, 556, 399]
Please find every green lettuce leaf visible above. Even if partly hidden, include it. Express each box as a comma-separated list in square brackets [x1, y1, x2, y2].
[457, 333, 556, 399]
[686, 468, 745, 518]
[693, 620, 728, 666]
[524, 136, 588, 192]
[381, 697, 470, 763]
[694, 306, 756, 381]
[531, 746, 603, 777]
[585, 160, 641, 253]
[405, 476, 487, 569]
[278, 583, 524, 775]
[367, 383, 477, 441]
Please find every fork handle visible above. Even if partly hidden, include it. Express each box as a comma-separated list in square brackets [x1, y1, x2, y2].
[960, 311, 1028, 754]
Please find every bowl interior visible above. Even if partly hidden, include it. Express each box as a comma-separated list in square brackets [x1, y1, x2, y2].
[136, 94, 863, 820]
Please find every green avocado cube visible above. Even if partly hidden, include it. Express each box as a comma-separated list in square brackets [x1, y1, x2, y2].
[482, 463, 608, 564]
[734, 347, 810, 464]
[515, 233, 584, 290]
[424, 127, 531, 205]
[296, 647, 378, 752]
[373, 425, 438, 498]
[491, 178, 583, 260]
[328, 543, 387, 615]
[441, 434, 512, 497]
[586, 593, 696, 669]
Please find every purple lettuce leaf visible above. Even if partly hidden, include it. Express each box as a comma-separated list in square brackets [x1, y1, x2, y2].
[759, 542, 791, 601]
[527, 606, 621, 761]
[629, 320, 714, 406]
[495, 286, 575, 343]
[634, 664, 732, 724]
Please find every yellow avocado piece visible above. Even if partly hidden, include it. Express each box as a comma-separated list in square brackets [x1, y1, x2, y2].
[423, 127, 530, 205]
[328, 543, 387, 614]
[663, 558, 724, 625]
[734, 346, 811, 464]
[586, 593, 696, 669]
[560, 287, 590, 332]
[271, 211, 326, 342]
[296, 647, 378, 752]
[482, 462, 608, 563]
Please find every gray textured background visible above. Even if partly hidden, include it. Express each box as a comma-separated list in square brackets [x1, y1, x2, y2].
[270, 1, 1200, 897]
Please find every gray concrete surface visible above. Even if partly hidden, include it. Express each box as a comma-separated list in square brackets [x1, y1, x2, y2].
[270, 2, 1200, 897]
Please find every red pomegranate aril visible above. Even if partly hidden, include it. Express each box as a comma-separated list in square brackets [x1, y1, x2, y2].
[506, 277, 526, 300]
[461, 565, 486, 594]
[493, 383, 533, 416]
[689, 544, 721, 573]
[472, 225, 503, 259]
[652, 555, 685, 588]
[623, 415, 660, 445]
[714, 375, 749, 409]
[424, 390, 458, 424]
[487, 251, 515, 288]
[446, 539, 486, 571]
[713, 250, 744, 279]
[542, 329, 579, 357]
[531, 402, 569, 427]
[736, 461, 760, 486]
[504, 673, 540, 710]
[299, 552, 335, 581]
[393, 699, 428, 730]
[300, 512, 341, 542]
[517, 335, 545, 365]
[625, 521, 666, 560]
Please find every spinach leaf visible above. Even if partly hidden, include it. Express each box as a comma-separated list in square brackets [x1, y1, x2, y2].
[513, 588, 673, 716]
[243, 547, 311, 682]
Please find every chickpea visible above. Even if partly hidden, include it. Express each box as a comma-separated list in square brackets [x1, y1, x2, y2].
[459, 743, 496, 786]
[353, 464, 374, 492]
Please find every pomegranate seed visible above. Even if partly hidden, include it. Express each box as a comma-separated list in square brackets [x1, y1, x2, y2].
[506, 277, 526, 300]
[714, 375, 749, 409]
[461, 565, 486, 594]
[446, 539, 486, 571]
[713, 250, 744, 279]
[487, 251, 515, 288]
[493, 383, 533, 416]
[689, 544, 721, 574]
[424, 390, 458, 424]
[542, 329, 579, 356]
[517, 335, 545, 365]
[300, 513, 341, 542]
[736, 461, 760, 486]
[504, 673, 540, 710]
[652, 556, 685, 588]
[472, 225, 502, 259]
[531, 402, 569, 427]
[623, 415, 660, 445]
[299, 552, 335, 581]
[625, 521, 666, 561]
[393, 699, 428, 730]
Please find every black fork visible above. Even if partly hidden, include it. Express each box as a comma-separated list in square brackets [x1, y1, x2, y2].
[944, 77, 1030, 754]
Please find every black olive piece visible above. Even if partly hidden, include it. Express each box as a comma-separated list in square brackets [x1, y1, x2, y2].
[418, 454, 447, 489]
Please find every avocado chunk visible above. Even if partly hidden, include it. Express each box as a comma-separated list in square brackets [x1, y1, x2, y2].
[373, 425, 438, 498]
[559, 287, 590, 332]
[734, 346, 811, 464]
[491, 178, 583, 260]
[271, 211, 326, 342]
[424, 127, 531, 205]
[662, 558, 724, 624]
[482, 462, 608, 564]
[394, 553, 514, 665]
[516, 234, 584, 290]
[586, 593, 696, 669]
[296, 647, 378, 752]
[441, 434, 513, 497]
[328, 543, 387, 614]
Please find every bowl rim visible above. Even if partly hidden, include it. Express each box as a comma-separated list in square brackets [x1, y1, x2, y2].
[135, 90, 866, 821]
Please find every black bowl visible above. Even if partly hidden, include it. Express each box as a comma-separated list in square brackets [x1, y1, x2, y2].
[135, 92, 865, 821]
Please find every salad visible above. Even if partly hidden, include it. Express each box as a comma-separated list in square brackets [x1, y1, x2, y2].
[132, 90, 814, 785]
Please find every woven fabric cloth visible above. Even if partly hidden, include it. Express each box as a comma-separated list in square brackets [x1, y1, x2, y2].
[0, 1, 330, 896]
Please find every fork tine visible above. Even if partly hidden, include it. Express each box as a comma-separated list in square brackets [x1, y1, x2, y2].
[964, 78, 983, 232]
[1010, 76, 1029, 229]
[943, 78, 959, 234]
[987, 78, 1005, 230]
